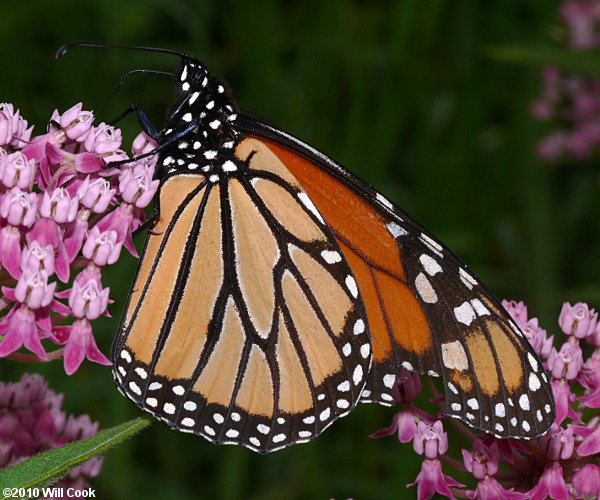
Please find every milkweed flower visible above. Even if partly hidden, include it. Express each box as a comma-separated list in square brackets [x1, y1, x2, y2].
[371, 300, 600, 499]
[0, 102, 157, 374]
[532, 0, 600, 162]
[0, 373, 102, 492]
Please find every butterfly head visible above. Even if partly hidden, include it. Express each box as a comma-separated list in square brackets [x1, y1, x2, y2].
[158, 57, 241, 181]
[176, 57, 209, 94]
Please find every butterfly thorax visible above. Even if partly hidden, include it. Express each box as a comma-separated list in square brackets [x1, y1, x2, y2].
[158, 57, 243, 183]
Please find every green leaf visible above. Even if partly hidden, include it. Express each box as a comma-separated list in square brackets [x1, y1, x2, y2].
[486, 44, 600, 77]
[0, 417, 152, 497]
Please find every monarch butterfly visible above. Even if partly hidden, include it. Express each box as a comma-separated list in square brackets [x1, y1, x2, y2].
[59, 42, 555, 454]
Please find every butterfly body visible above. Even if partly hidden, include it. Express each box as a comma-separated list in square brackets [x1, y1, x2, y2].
[112, 54, 555, 453]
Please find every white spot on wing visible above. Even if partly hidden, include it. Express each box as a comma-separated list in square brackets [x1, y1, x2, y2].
[345, 276, 358, 298]
[353, 365, 363, 385]
[467, 398, 479, 410]
[529, 373, 541, 391]
[354, 319, 365, 335]
[454, 301, 476, 326]
[386, 222, 408, 237]
[402, 361, 413, 371]
[321, 250, 342, 264]
[495, 403, 506, 417]
[337, 381, 350, 392]
[383, 374, 395, 388]
[470, 298, 490, 317]
[459, 268, 477, 289]
[419, 233, 443, 256]
[184, 401, 196, 411]
[319, 408, 331, 421]
[376, 193, 394, 209]
[360, 343, 370, 358]
[182, 418, 195, 427]
[297, 192, 325, 224]
[419, 254, 442, 276]
[528, 353, 539, 372]
[121, 350, 132, 363]
[415, 273, 438, 303]
[519, 394, 530, 411]
[441, 341, 469, 371]
[129, 382, 141, 395]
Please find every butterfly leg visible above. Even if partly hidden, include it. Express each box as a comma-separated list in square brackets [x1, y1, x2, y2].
[108, 103, 160, 141]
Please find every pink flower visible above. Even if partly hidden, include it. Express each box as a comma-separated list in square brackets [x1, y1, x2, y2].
[521, 318, 554, 359]
[26, 218, 70, 282]
[408, 459, 464, 500]
[0, 225, 24, 279]
[393, 369, 422, 402]
[132, 131, 159, 156]
[39, 188, 79, 224]
[0, 188, 37, 226]
[527, 462, 570, 500]
[551, 378, 580, 425]
[462, 439, 500, 479]
[0, 103, 33, 148]
[58, 319, 111, 375]
[118, 162, 159, 208]
[573, 423, 600, 456]
[0, 102, 155, 374]
[502, 299, 529, 326]
[538, 425, 574, 460]
[0, 152, 36, 190]
[0, 305, 47, 360]
[561, 0, 600, 49]
[370, 409, 418, 443]
[81, 226, 122, 267]
[559, 302, 598, 338]
[54, 103, 94, 142]
[68, 268, 109, 321]
[572, 464, 600, 498]
[77, 176, 115, 213]
[83, 122, 122, 155]
[0, 373, 103, 486]
[13, 268, 56, 310]
[547, 342, 584, 380]
[413, 421, 448, 459]
[465, 477, 528, 500]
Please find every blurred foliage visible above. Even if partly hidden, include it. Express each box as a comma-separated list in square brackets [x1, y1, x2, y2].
[0, 0, 599, 498]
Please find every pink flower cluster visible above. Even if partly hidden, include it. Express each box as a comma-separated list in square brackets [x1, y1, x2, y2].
[532, 0, 600, 161]
[0, 103, 158, 375]
[0, 373, 102, 496]
[372, 301, 600, 500]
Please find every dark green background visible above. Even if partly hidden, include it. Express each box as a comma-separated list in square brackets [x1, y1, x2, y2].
[1, 1, 598, 498]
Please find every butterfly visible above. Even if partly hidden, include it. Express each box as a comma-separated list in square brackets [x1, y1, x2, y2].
[60, 42, 555, 453]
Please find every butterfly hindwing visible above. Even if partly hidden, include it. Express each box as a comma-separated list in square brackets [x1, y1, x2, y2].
[236, 118, 555, 439]
[112, 138, 371, 453]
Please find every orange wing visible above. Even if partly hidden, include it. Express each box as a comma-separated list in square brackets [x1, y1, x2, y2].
[238, 121, 555, 439]
[113, 141, 371, 453]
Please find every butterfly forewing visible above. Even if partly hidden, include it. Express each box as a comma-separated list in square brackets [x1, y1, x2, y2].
[113, 138, 371, 453]
[236, 122, 555, 439]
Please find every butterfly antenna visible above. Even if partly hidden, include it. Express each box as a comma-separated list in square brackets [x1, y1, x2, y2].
[96, 68, 174, 116]
[56, 41, 189, 60]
